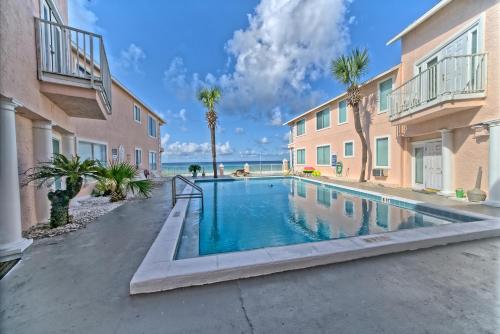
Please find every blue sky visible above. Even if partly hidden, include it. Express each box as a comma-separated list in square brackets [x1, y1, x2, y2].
[69, 0, 439, 162]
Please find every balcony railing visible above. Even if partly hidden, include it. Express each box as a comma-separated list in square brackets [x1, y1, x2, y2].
[389, 54, 486, 121]
[35, 18, 112, 113]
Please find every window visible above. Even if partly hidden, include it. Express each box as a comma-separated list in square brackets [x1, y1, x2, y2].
[296, 119, 306, 136]
[316, 187, 331, 207]
[316, 108, 330, 130]
[149, 151, 157, 171]
[133, 104, 141, 123]
[344, 141, 354, 158]
[378, 78, 393, 113]
[296, 181, 306, 198]
[338, 100, 347, 124]
[148, 116, 157, 137]
[316, 145, 330, 165]
[135, 148, 142, 167]
[78, 141, 107, 165]
[375, 137, 389, 167]
[376, 203, 389, 229]
[111, 148, 118, 162]
[344, 200, 354, 217]
[296, 149, 306, 165]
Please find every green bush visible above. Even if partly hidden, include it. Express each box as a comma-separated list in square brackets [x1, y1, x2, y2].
[97, 162, 153, 202]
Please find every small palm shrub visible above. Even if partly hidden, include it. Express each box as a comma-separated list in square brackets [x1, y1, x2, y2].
[188, 164, 202, 177]
[23, 154, 101, 228]
[98, 162, 153, 202]
[92, 178, 113, 197]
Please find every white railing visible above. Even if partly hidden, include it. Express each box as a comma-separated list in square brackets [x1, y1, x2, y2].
[389, 54, 486, 120]
[35, 18, 112, 113]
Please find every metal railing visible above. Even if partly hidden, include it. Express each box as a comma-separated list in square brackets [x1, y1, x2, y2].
[172, 175, 204, 210]
[35, 18, 112, 113]
[389, 53, 487, 120]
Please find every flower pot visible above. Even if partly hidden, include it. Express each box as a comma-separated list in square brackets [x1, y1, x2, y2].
[455, 188, 465, 198]
[192, 171, 197, 178]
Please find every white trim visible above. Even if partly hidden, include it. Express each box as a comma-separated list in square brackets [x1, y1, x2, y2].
[373, 135, 391, 169]
[295, 148, 306, 166]
[77, 138, 108, 162]
[284, 65, 400, 125]
[315, 108, 331, 131]
[148, 150, 158, 171]
[377, 76, 395, 114]
[387, 0, 454, 45]
[40, 0, 63, 24]
[411, 142, 425, 190]
[414, 15, 484, 70]
[135, 147, 143, 167]
[337, 99, 348, 125]
[315, 144, 331, 166]
[133, 104, 142, 124]
[295, 118, 307, 137]
[147, 115, 157, 138]
[343, 140, 355, 158]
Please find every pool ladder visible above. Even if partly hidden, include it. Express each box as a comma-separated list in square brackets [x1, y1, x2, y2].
[172, 175, 204, 211]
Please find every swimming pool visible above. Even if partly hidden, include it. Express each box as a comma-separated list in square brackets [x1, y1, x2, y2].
[176, 177, 477, 258]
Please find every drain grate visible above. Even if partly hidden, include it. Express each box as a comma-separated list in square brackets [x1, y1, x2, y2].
[362, 235, 391, 243]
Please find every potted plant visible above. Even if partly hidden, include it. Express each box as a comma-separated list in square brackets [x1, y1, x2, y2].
[188, 164, 202, 177]
[455, 188, 465, 199]
[303, 167, 315, 176]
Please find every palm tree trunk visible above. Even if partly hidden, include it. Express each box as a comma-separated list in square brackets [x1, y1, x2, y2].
[352, 103, 368, 182]
[210, 126, 218, 178]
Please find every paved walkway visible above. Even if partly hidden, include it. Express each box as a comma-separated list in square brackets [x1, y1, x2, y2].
[1, 179, 500, 333]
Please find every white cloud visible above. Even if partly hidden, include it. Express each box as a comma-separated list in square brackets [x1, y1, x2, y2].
[259, 137, 270, 145]
[166, 141, 233, 156]
[270, 107, 283, 126]
[161, 133, 171, 146]
[117, 43, 146, 72]
[348, 15, 356, 25]
[68, 0, 100, 33]
[235, 127, 244, 134]
[163, 0, 350, 117]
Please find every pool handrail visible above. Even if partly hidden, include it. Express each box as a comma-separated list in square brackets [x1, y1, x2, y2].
[172, 175, 204, 210]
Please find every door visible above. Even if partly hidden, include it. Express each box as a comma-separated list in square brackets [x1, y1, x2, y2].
[52, 138, 62, 190]
[41, 0, 63, 73]
[424, 141, 442, 191]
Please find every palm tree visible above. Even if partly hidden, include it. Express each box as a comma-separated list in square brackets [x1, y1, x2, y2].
[331, 48, 369, 182]
[98, 161, 153, 202]
[197, 87, 222, 178]
[23, 154, 101, 227]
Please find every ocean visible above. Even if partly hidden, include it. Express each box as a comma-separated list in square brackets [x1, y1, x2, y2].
[162, 161, 285, 176]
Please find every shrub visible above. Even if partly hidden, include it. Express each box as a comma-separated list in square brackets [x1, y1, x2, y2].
[312, 170, 321, 177]
[98, 162, 153, 202]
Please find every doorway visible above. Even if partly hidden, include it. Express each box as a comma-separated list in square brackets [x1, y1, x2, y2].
[412, 140, 442, 191]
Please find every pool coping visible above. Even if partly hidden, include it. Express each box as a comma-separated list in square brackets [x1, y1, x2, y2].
[129, 177, 500, 294]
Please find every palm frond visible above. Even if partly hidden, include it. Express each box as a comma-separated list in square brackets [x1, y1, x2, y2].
[127, 179, 153, 198]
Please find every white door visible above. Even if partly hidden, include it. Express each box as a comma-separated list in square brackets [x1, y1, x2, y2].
[424, 141, 442, 190]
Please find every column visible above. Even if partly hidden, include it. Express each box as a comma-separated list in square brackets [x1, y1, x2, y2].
[32, 120, 53, 224]
[0, 97, 32, 261]
[438, 129, 454, 196]
[485, 120, 500, 207]
[62, 133, 75, 157]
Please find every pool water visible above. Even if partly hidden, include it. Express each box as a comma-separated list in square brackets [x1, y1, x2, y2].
[183, 178, 476, 256]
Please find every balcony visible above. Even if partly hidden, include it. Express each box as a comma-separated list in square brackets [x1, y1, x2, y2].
[389, 54, 486, 123]
[35, 18, 112, 119]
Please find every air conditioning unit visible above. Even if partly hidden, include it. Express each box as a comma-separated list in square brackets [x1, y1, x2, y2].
[372, 168, 388, 177]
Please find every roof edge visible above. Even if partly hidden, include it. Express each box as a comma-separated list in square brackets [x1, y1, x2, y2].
[111, 77, 166, 125]
[284, 64, 400, 126]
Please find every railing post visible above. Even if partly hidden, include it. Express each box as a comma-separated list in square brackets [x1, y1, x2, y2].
[90, 34, 94, 87]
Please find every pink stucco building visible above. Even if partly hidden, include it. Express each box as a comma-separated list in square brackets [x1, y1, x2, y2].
[286, 0, 500, 205]
[0, 0, 165, 261]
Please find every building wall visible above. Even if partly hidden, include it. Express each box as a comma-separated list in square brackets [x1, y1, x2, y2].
[398, 0, 500, 193]
[290, 68, 403, 186]
[72, 83, 163, 174]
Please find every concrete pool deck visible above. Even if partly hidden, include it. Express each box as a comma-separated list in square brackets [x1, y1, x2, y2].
[2, 179, 500, 333]
[130, 177, 500, 294]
